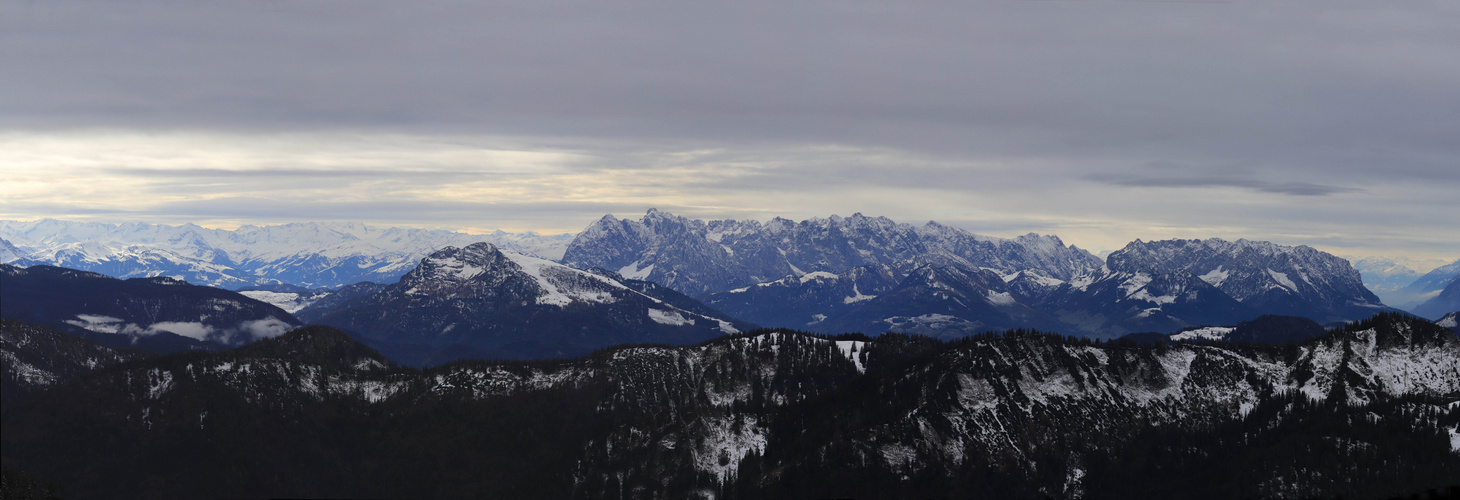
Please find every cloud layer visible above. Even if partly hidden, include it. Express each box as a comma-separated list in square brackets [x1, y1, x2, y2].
[2, 0, 1456, 259]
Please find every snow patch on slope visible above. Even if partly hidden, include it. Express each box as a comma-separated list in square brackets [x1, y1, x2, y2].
[1170, 326, 1236, 342]
[648, 309, 695, 327]
[835, 340, 867, 373]
[502, 251, 623, 307]
[799, 271, 838, 283]
[1267, 269, 1298, 291]
[694, 415, 768, 482]
[237, 290, 326, 314]
[617, 261, 655, 280]
[1199, 266, 1229, 287]
[986, 291, 1017, 306]
[843, 282, 877, 304]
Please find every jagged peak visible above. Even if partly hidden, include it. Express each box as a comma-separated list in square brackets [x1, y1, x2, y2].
[406, 242, 515, 282]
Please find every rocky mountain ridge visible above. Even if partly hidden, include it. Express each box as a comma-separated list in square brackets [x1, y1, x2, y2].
[707, 237, 1394, 339]
[563, 209, 1104, 297]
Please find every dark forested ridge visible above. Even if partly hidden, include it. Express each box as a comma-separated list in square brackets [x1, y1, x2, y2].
[2, 314, 1458, 499]
[0, 319, 147, 413]
[0, 264, 301, 351]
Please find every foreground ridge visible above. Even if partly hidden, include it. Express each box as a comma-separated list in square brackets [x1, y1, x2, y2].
[2, 313, 1457, 499]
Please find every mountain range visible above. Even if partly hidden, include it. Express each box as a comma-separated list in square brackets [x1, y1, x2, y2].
[1, 212, 1442, 346]
[703, 233, 1392, 339]
[0, 220, 572, 289]
[563, 209, 1105, 298]
[2, 314, 1455, 499]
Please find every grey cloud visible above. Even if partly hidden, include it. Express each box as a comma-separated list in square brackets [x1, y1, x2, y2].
[5, 1, 1457, 167]
[1086, 173, 1360, 196]
[104, 168, 511, 181]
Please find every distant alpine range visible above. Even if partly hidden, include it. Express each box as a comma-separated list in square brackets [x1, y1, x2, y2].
[3, 211, 1458, 499]
[0, 219, 573, 288]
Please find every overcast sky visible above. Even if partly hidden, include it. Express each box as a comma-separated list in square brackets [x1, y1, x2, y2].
[1, 0, 1456, 260]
